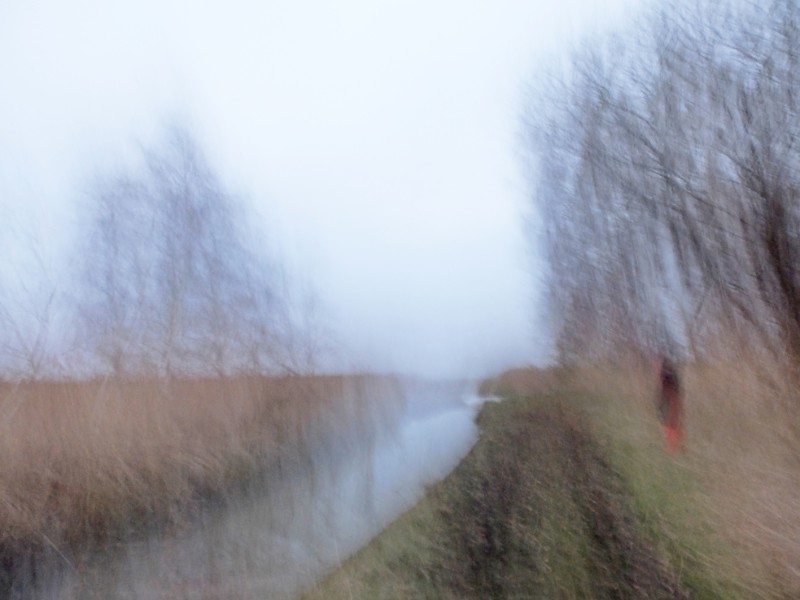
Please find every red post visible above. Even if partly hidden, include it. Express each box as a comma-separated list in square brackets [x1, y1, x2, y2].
[658, 358, 683, 453]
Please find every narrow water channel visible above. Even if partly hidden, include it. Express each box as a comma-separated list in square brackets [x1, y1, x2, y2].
[14, 379, 483, 599]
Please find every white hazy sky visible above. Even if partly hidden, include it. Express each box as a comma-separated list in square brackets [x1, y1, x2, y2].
[0, 0, 644, 378]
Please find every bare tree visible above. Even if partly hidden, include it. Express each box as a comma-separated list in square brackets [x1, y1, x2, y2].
[0, 229, 62, 380]
[526, 0, 800, 368]
[77, 124, 297, 377]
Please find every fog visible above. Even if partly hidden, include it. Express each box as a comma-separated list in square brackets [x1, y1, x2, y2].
[0, 0, 643, 378]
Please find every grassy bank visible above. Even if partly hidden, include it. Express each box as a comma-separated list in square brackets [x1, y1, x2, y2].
[0, 374, 400, 571]
[559, 362, 800, 598]
[303, 380, 761, 599]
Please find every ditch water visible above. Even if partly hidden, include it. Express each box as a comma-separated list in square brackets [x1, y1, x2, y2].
[13, 379, 484, 599]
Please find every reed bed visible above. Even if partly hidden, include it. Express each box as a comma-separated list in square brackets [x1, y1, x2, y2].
[0, 374, 400, 560]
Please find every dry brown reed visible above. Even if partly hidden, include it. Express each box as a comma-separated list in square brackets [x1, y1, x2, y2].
[680, 358, 800, 597]
[0, 374, 396, 559]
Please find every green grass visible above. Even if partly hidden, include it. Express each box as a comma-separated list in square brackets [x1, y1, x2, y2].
[302, 392, 748, 599]
[576, 391, 750, 599]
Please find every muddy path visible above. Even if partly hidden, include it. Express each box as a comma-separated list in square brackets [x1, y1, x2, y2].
[433, 399, 690, 599]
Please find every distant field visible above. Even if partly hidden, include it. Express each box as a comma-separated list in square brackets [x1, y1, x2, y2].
[0, 374, 400, 577]
[305, 364, 799, 598]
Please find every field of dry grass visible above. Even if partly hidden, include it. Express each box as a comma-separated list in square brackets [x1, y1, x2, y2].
[681, 360, 800, 597]
[485, 357, 800, 598]
[0, 374, 399, 564]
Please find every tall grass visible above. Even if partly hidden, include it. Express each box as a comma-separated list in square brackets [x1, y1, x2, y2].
[681, 360, 800, 597]
[487, 357, 800, 598]
[0, 375, 399, 561]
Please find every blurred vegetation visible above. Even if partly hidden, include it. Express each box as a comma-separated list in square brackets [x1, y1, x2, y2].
[0, 122, 323, 380]
[302, 382, 751, 599]
[527, 0, 800, 368]
[0, 374, 404, 596]
[521, 0, 800, 593]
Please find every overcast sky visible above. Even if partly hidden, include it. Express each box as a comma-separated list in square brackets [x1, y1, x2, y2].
[0, 0, 644, 378]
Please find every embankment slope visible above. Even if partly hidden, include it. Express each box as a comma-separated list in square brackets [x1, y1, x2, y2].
[303, 392, 735, 599]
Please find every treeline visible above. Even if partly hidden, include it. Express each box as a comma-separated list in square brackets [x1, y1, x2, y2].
[528, 0, 800, 368]
[0, 124, 317, 379]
